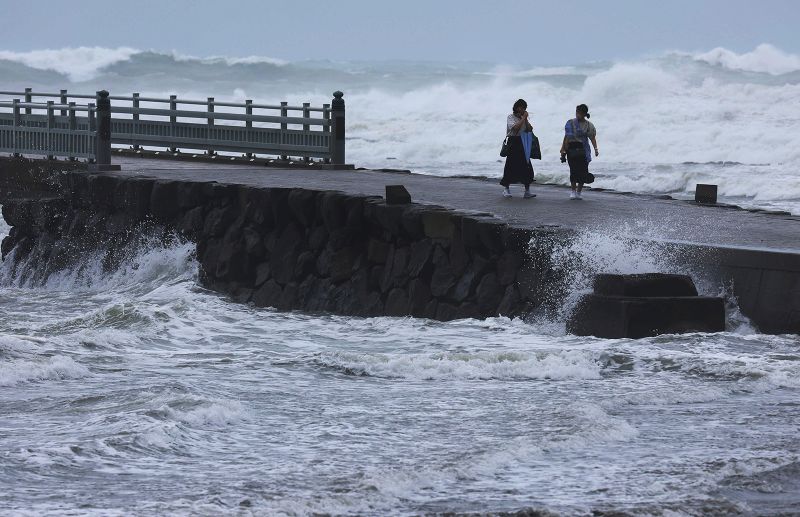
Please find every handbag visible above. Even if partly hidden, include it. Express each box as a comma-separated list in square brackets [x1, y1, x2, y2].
[584, 172, 595, 184]
[500, 136, 509, 157]
[530, 133, 542, 160]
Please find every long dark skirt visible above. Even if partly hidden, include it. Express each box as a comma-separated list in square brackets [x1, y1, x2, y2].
[567, 141, 589, 184]
[501, 136, 534, 187]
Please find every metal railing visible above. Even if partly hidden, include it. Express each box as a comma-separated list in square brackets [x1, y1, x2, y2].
[0, 100, 98, 160]
[0, 88, 346, 165]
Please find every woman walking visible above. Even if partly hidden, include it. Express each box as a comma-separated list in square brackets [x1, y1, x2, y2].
[560, 104, 598, 200]
[501, 99, 535, 199]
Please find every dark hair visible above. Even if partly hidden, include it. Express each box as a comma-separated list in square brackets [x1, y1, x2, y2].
[576, 104, 590, 118]
[513, 99, 527, 112]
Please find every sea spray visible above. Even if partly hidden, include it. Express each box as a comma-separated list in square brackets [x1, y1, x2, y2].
[2, 45, 800, 212]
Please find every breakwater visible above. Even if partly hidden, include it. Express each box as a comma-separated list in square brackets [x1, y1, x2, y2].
[0, 158, 556, 321]
[2, 157, 800, 333]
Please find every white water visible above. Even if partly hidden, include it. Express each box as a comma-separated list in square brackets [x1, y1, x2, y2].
[2, 44, 800, 213]
[2, 44, 800, 514]
[1, 205, 798, 514]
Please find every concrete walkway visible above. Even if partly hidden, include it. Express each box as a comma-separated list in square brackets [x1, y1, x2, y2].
[110, 157, 800, 254]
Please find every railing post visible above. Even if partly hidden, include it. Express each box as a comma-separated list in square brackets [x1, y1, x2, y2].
[330, 91, 345, 165]
[245, 99, 253, 158]
[95, 90, 112, 166]
[132, 93, 140, 150]
[24, 87, 32, 115]
[207, 97, 215, 156]
[322, 103, 331, 163]
[280, 101, 288, 160]
[60, 89, 68, 116]
[46, 101, 55, 160]
[302, 102, 311, 162]
[88, 103, 96, 132]
[12, 99, 20, 157]
[68, 102, 77, 161]
[169, 94, 177, 153]
[88, 103, 96, 162]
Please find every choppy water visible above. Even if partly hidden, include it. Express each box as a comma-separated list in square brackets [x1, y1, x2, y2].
[2, 44, 800, 213]
[1, 208, 799, 515]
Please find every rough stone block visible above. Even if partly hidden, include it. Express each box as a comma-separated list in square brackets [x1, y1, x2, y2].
[150, 180, 180, 222]
[308, 226, 329, 251]
[288, 189, 317, 226]
[496, 251, 523, 286]
[408, 278, 432, 317]
[176, 181, 205, 209]
[400, 207, 425, 239]
[252, 279, 283, 308]
[367, 239, 390, 264]
[318, 191, 347, 230]
[594, 273, 699, 297]
[330, 246, 359, 284]
[385, 288, 410, 316]
[422, 210, 455, 240]
[295, 250, 317, 279]
[203, 206, 236, 238]
[407, 239, 433, 277]
[476, 272, 503, 314]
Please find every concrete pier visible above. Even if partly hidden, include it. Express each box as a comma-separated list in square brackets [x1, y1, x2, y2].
[1, 157, 799, 333]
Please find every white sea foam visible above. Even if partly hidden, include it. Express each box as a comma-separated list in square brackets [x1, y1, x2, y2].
[693, 43, 800, 75]
[164, 400, 246, 427]
[312, 349, 603, 380]
[1, 233, 196, 292]
[0, 204, 8, 241]
[2, 44, 798, 211]
[0, 355, 90, 386]
[0, 46, 139, 81]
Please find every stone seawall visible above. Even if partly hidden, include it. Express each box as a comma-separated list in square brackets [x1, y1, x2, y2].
[2, 157, 799, 333]
[0, 166, 563, 321]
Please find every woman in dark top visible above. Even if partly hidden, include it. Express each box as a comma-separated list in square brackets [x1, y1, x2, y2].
[560, 103, 598, 200]
[501, 99, 535, 199]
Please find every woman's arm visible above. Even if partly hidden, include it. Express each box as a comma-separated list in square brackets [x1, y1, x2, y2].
[525, 119, 533, 132]
[590, 135, 599, 156]
[510, 112, 529, 133]
[560, 135, 569, 155]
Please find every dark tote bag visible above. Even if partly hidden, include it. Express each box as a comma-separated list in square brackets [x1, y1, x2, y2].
[500, 136, 509, 157]
[530, 133, 542, 160]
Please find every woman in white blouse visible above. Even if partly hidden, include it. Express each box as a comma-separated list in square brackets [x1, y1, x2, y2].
[501, 99, 535, 198]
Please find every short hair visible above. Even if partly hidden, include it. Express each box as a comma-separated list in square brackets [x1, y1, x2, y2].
[513, 99, 527, 111]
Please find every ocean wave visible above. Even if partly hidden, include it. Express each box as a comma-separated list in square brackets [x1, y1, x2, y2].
[0, 232, 196, 293]
[310, 349, 603, 380]
[0, 46, 139, 82]
[693, 43, 800, 75]
[0, 355, 90, 386]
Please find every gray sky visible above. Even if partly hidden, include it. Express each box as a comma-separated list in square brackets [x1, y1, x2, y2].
[3, 0, 799, 63]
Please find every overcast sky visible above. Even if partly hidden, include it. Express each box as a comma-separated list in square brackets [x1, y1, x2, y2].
[3, 0, 799, 63]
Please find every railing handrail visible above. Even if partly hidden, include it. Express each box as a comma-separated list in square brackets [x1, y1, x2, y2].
[0, 90, 326, 112]
[0, 101, 96, 112]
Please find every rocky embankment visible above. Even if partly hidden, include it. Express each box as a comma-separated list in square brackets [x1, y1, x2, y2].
[1, 159, 564, 320]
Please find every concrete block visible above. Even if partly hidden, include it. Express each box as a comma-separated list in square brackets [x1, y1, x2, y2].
[594, 273, 698, 297]
[568, 294, 725, 338]
[695, 184, 717, 204]
[385, 184, 411, 205]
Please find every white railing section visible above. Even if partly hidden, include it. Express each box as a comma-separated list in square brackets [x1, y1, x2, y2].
[0, 88, 346, 165]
